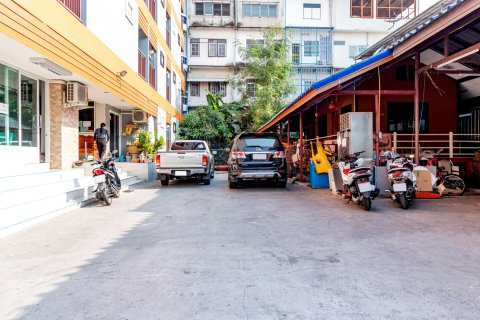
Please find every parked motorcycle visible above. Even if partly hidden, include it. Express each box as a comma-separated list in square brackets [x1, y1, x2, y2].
[384, 151, 417, 209]
[338, 151, 379, 211]
[92, 150, 121, 206]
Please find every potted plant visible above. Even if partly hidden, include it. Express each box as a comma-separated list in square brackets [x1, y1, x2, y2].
[137, 130, 165, 162]
[123, 124, 141, 155]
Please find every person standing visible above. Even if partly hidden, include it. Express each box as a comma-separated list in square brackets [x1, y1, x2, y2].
[94, 123, 110, 160]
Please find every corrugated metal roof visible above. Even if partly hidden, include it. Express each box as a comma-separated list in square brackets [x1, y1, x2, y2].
[356, 0, 466, 60]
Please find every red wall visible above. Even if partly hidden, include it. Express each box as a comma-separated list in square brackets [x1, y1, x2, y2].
[311, 61, 458, 136]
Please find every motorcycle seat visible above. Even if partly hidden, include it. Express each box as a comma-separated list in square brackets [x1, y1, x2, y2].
[350, 166, 371, 173]
[387, 167, 410, 174]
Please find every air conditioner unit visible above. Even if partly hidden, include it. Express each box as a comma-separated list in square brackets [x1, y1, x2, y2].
[133, 110, 148, 123]
[65, 82, 87, 107]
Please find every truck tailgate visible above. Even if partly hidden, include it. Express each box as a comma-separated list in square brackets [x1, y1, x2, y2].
[160, 151, 204, 168]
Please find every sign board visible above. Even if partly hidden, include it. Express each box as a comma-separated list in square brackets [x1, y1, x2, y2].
[0, 103, 8, 114]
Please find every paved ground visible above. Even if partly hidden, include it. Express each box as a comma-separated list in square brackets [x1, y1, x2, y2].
[1, 173, 480, 320]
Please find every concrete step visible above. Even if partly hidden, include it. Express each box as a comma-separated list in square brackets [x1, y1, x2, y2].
[0, 168, 143, 236]
[0, 168, 85, 192]
[0, 163, 50, 178]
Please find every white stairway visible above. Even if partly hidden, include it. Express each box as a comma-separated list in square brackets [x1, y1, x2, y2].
[0, 165, 143, 236]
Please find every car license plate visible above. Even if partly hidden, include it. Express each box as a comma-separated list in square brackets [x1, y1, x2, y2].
[93, 175, 105, 183]
[252, 153, 267, 160]
[358, 182, 371, 192]
[175, 170, 187, 176]
[393, 183, 407, 192]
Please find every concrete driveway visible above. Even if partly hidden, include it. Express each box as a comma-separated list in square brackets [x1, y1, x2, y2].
[1, 173, 480, 320]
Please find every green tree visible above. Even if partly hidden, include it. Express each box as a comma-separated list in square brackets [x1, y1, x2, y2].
[232, 27, 295, 130]
[178, 105, 232, 147]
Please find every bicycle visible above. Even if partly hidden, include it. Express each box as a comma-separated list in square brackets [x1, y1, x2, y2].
[420, 149, 466, 195]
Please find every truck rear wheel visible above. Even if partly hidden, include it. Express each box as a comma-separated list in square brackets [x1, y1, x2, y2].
[203, 175, 211, 185]
[160, 176, 169, 186]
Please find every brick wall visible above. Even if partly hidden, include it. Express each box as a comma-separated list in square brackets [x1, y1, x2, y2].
[49, 82, 79, 169]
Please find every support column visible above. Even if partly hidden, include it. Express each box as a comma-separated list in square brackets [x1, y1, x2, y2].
[49, 81, 79, 169]
[299, 112, 304, 182]
[375, 94, 380, 166]
[414, 52, 420, 164]
[287, 119, 290, 146]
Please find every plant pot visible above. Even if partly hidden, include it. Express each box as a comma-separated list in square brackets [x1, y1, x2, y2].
[126, 145, 140, 154]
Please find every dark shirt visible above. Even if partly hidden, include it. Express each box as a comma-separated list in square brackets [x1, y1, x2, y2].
[94, 127, 110, 141]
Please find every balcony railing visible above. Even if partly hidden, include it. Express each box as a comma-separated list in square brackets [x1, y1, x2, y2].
[166, 30, 171, 49]
[138, 50, 147, 79]
[149, 64, 156, 88]
[149, 0, 157, 22]
[58, 0, 81, 20]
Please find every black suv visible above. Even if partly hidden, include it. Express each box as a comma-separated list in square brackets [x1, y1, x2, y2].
[227, 132, 287, 189]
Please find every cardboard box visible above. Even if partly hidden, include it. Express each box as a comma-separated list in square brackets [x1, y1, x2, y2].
[414, 170, 433, 192]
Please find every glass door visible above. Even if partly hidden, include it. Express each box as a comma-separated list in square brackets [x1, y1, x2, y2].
[20, 75, 39, 147]
[0, 65, 19, 145]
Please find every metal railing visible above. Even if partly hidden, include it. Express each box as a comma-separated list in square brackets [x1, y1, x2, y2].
[149, 64, 156, 88]
[138, 50, 147, 79]
[58, 0, 81, 20]
[393, 132, 479, 158]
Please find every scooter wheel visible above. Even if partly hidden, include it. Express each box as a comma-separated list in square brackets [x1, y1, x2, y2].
[363, 198, 372, 211]
[399, 194, 409, 210]
[101, 188, 112, 206]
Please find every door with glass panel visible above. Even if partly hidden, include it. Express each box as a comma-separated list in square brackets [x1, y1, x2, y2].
[20, 75, 39, 148]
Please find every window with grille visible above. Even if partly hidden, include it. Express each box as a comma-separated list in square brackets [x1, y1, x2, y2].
[208, 39, 226, 57]
[246, 39, 265, 50]
[377, 0, 415, 19]
[351, 0, 372, 18]
[196, 2, 230, 16]
[208, 82, 227, 97]
[242, 3, 277, 17]
[349, 45, 368, 58]
[191, 39, 200, 57]
[334, 40, 346, 46]
[246, 80, 255, 97]
[292, 43, 300, 64]
[190, 82, 200, 96]
[304, 41, 319, 57]
[303, 3, 321, 19]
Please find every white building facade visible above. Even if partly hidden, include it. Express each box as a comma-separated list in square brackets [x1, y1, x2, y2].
[186, 0, 284, 109]
[186, 0, 438, 105]
[0, 0, 186, 170]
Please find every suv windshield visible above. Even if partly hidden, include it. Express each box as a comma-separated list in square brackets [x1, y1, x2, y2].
[171, 141, 206, 151]
[235, 136, 282, 151]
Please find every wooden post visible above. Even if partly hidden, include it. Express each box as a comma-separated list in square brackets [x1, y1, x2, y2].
[375, 93, 380, 166]
[414, 52, 420, 164]
[287, 119, 291, 146]
[299, 112, 304, 182]
[449, 132, 454, 158]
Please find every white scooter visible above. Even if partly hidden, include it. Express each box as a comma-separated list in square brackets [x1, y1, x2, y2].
[383, 151, 417, 210]
[338, 151, 379, 211]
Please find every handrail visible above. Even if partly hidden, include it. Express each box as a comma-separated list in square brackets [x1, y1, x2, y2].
[393, 132, 479, 158]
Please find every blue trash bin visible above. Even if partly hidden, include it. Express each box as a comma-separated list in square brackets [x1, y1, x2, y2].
[310, 160, 329, 188]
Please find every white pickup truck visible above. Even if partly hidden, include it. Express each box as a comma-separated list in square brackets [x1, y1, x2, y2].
[156, 140, 215, 186]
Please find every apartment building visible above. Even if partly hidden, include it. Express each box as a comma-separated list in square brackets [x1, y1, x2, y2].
[187, 0, 438, 105]
[287, 0, 439, 95]
[0, 0, 186, 170]
[187, 0, 284, 109]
